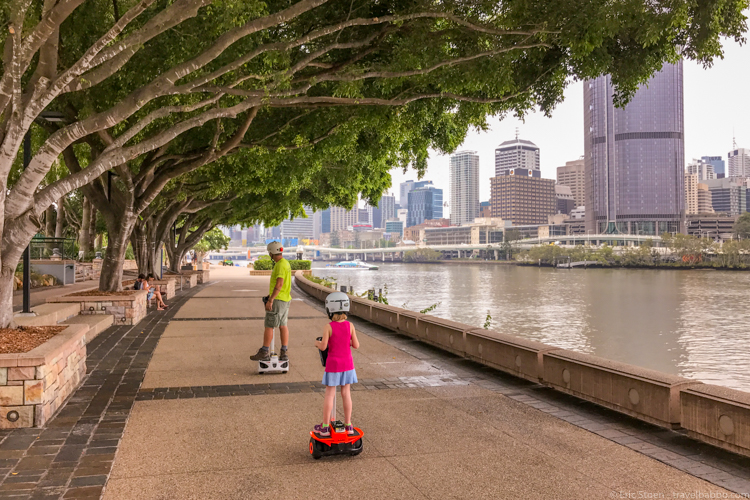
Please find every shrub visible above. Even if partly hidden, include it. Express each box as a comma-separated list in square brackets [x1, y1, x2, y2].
[290, 260, 311, 270]
[252, 259, 274, 270]
[403, 248, 442, 263]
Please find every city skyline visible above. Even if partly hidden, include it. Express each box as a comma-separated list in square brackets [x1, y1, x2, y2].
[389, 38, 750, 217]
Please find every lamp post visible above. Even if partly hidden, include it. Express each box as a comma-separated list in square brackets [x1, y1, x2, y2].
[21, 111, 67, 314]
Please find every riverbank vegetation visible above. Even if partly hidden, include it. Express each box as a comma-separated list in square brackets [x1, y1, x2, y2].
[521, 235, 750, 269]
[403, 249, 443, 263]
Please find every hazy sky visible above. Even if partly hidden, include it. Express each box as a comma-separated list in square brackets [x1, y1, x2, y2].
[385, 37, 750, 214]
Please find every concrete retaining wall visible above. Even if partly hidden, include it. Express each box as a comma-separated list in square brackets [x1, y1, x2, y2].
[681, 385, 750, 457]
[294, 272, 750, 456]
[543, 350, 697, 428]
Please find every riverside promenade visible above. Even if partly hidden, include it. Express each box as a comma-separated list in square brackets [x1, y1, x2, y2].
[1, 265, 749, 499]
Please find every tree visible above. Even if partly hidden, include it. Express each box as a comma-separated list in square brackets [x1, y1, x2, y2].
[0, 1, 746, 327]
[734, 213, 750, 239]
[502, 229, 522, 260]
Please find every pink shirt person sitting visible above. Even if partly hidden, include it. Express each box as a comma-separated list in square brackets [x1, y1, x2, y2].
[314, 292, 360, 437]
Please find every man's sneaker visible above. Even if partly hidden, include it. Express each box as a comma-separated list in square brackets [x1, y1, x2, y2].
[250, 348, 270, 361]
[314, 424, 330, 437]
[345, 424, 355, 435]
[279, 349, 288, 361]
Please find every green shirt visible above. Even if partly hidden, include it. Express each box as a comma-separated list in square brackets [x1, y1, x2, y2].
[269, 258, 292, 302]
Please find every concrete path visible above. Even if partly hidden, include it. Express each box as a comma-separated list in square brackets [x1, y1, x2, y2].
[101, 267, 744, 499]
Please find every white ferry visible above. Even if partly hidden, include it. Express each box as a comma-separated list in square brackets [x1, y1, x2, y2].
[327, 259, 379, 270]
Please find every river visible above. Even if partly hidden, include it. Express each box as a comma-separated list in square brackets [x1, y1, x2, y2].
[311, 262, 750, 392]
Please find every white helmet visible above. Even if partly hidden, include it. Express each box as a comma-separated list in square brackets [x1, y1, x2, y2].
[267, 241, 284, 255]
[325, 292, 350, 318]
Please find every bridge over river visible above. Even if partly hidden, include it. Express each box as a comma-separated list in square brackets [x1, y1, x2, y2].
[210, 234, 665, 262]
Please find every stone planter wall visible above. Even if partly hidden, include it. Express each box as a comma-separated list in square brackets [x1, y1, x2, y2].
[149, 278, 176, 300]
[0, 324, 88, 428]
[48, 290, 148, 326]
[179, 272, 198, 288]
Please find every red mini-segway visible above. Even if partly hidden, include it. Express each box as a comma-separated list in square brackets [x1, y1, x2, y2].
[309, 335, 364, 459]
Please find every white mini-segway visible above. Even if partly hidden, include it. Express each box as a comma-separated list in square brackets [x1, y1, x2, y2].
[258, 326, 289, 374]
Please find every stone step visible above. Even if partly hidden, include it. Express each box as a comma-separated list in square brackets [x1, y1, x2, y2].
[61, 314, 114, 342]
[14, 303, 80, 327]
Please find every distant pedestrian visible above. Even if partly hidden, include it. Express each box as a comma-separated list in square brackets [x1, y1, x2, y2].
[250, 241, 292, 362]
[313, 292, 360, 437]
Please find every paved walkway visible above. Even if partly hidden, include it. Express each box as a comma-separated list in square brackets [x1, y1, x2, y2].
[1, 266, 749, 499]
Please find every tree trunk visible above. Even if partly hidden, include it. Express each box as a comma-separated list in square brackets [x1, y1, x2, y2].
[80, 198, 91, 258]
[0, 271, 17, 329]
[130, 223, 153, 276]
[54, 198, 65, 239]
[98, 212, 137, 292]
[45, 206, 54, 237]
[86, 207, 97, 254]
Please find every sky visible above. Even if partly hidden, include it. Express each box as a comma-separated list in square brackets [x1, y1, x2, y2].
[385, 37, 750, 215]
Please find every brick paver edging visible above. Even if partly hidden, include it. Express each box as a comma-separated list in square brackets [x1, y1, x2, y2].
[135, 375, 472, 401]
[0, 283, 205, 499]
[292, 279, 750, 496]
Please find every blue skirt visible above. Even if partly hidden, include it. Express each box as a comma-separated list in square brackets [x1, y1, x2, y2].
[322, 369, 358, 387]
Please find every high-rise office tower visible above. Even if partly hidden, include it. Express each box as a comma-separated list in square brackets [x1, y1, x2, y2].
[399, 180, 434, 207]
[407, 186, 443, 227]
[321, 208, 331, 234]
[369, 194, 396, 229]
[686, 159, 716, 182]
[705, 178, 747, 215]
[702, 156, 725, 178]
[556, 158, 586, 207]
[555, 184, 576, 215]
[449, 151, 480, 226]
[490, 170, 556, 224]
[330, 206, 359, 231]
[495, 135, 540, 177]
[727, 148, 750, 178]
[280, 206, 315, 239]
[584, 61, 685, 235]
[685, 173, 698, 215]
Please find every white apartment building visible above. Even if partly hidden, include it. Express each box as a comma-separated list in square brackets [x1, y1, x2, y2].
[449, 151, 480, 226]
[329, 206, 359, 232]
[727, 148, 750, 178]
[686, 159, 716, 182]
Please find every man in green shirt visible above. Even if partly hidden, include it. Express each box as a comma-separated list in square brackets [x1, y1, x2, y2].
[251, 241, 292, 362]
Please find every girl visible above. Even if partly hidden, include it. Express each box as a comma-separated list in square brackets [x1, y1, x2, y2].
[314, 293, 360, 437]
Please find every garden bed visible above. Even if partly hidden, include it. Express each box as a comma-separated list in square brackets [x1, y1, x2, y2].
[67, 290, 137, 297]
[0, 326, 66, 354]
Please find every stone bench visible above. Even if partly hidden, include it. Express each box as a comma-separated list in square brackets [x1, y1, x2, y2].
[48, 290, 148, 326]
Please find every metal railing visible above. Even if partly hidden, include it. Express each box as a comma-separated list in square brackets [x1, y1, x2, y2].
[28, 236, 77, 261]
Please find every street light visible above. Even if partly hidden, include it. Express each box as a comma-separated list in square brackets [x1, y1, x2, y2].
[21, 111, 67, 314]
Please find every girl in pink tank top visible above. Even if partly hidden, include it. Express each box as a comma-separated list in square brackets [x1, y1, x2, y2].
[314, 312, 360, 437]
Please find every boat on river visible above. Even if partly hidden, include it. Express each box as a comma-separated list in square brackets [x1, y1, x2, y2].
[327, 259, 379, 270]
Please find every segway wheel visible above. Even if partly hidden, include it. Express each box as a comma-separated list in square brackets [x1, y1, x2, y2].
[309, 438, 322, 459]
[350, 438, 363, 456]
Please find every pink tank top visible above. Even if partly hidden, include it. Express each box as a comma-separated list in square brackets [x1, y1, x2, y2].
[325, 321, 354, 373]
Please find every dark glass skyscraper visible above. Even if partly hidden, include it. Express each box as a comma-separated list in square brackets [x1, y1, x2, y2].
[407, 186, 443, 227]
[584, 62, 685, 235]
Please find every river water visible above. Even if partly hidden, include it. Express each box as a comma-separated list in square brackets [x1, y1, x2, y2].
[311, 262, 750, 392]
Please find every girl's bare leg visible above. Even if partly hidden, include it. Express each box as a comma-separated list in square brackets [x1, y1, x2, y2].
[341, 384, 352, 424]
[323, 386, 336, 425]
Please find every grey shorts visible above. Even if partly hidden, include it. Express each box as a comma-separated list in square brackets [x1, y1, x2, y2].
[264, 299, 290, 328]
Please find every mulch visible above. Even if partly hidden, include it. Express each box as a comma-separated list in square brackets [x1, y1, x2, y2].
[67, 290, 136, 297]
[0, 326, 67, 354]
